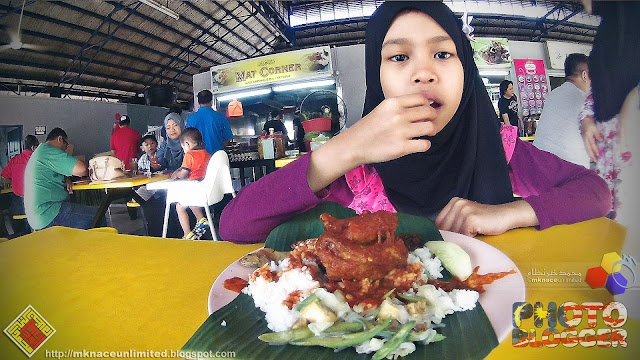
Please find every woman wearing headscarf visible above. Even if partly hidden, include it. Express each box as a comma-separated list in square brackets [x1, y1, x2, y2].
[140, 112, 185, 237]
[157, 112, 185, 171]
[219, 1, 610, 243]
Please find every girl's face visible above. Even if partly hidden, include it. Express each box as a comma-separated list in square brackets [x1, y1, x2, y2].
[165, 119, 182, 140]
[380, 10, 464, 134]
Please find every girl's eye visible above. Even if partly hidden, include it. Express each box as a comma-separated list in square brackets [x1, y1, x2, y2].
[390, 54, 408, 62]
[435, 52, 452, 59]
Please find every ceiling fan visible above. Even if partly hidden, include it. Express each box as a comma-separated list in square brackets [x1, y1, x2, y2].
[0, 0, 47, 52]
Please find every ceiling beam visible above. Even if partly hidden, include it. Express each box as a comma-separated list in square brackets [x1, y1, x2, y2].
[0, 25, 192, 88]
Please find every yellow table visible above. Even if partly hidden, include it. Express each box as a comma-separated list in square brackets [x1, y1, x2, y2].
[0, 227, 262, 359]
[520, 136, 535, 142]
[1, 219, 637, 359]
[71, 174, 169, 227]
[71, 173, 170, 190]
[275, 156, 301, 168]
[0, 187, 12, 194]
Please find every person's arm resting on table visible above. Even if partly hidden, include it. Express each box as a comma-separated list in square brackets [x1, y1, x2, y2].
[509, 139, 611, 229]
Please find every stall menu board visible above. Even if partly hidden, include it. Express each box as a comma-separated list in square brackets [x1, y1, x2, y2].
[210, 46, 332, 92]
[513, 59, 549, 116]
[471, 38, 512, 68]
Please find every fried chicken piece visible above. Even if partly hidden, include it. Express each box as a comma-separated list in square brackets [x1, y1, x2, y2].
[320, 211, 399, 244]
[315, 211, 408, 281]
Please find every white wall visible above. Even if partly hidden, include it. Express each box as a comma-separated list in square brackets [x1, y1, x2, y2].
[0, 96, 168, 161]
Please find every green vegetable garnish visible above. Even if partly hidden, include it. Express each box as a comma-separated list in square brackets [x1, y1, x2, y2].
[371, 321, 415, 360]
[291, 318, 392, 348]
[397, 293, 426, 303]
[296, 293, 319, 311]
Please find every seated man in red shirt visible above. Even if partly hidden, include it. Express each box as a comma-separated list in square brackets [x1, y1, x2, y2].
[1, 135, 39, 217]
[170, 128, 212, 240]
[110, 115, 141, 170]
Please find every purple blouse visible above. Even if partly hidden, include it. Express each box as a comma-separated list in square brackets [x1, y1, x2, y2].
[219, 138, 611, 244]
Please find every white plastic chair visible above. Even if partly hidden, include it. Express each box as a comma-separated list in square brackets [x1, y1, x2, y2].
[148, 150, 235, 240]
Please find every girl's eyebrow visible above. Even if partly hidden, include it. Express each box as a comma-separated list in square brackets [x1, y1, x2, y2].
[382, 35, 453, 49]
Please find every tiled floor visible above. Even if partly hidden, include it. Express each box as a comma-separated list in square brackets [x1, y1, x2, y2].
[105, 203, 221, 240]
[105, 203, 147, 236]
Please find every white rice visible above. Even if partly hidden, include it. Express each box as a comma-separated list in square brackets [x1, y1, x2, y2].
[245, 243, 480, 346]
[242, 258, 319, 331]
[408, 247, 443, 279]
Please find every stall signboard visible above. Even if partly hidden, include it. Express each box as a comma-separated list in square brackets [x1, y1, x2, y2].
[210, 46, 332, 92]
[513, 59, 549, 116]
[545, 40, 592, 70]
[471, 38, 512, 68]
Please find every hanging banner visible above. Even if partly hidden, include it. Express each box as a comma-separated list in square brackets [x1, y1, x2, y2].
[471, 38, 512, 68]
[513, 59, 549, 116]
[210, 46, 332, 92]
[545, 40, 592, 70]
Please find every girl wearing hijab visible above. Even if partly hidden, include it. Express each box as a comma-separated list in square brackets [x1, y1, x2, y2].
[219, 1, 611, 244]
[157, 112, 185, 171]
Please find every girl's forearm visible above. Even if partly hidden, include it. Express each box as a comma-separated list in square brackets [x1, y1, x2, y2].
[506, 200, 539, 229]
[306, 133, 360, 193]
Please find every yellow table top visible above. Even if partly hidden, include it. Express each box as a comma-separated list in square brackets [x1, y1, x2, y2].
[520, 136, 535, 142]
[71, 173, 170, 190]
[1, 187, 12, 194]
[274, 156, 299, 168]
[1, 218, 637, 359]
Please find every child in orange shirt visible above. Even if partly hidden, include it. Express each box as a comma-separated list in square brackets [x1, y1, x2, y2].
[171, 128, 212, 239]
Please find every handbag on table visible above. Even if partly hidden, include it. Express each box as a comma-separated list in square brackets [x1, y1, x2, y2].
[89, 156, 127, 182]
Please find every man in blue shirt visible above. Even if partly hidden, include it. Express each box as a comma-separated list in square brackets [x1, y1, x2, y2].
[186, 90, 233, 155]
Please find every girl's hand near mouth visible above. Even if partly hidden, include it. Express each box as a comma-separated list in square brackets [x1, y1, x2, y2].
[307, 93, 437, 193]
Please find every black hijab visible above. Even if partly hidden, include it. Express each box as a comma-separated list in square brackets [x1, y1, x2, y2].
[589, 1, 640, 122]
[365, 1, 514, 217]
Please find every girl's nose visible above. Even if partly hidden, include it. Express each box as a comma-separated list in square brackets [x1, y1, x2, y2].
[412, 60, 436, 84]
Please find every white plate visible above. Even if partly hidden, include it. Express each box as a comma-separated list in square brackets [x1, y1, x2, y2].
[208, 230, 525, 342]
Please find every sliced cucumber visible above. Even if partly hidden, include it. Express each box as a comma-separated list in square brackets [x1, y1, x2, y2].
[425, 241, 473, 280]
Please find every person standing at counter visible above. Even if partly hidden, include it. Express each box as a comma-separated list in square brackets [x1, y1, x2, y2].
[110, 115, 141, 170]
[219, 1, 611, 243]
[498, 80, 522, 133]
[262, 110, 290, 146]
[186, 90, 233, 155]
[24, 128, 98, 230]
[534, 53, 591, 168]
[1, 135, 39, 217]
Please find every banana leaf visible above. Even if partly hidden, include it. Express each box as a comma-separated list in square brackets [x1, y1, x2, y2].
[182, 202, 498, 359]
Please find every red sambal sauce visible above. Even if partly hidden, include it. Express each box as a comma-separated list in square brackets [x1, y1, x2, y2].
[427, 266, 516, 293]
[223, 277, 249, 293]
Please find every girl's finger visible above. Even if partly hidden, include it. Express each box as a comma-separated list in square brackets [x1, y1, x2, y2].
[404, 138, 431, 154]
[394, 93, 435, 109]
[400, 104, 438, 123]
[435, 197, 458, 230]
[587, 136, 599, 161]
[406, 121, 437, 139]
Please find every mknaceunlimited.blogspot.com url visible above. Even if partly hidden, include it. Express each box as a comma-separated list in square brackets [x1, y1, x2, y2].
[45, 349, 236, 359]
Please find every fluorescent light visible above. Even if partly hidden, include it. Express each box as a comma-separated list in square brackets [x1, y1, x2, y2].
[217, 88, 271, 101]
[479, 70, 509, 76]
[139, 0, 179, 20]
[273, 79, 335, 92]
